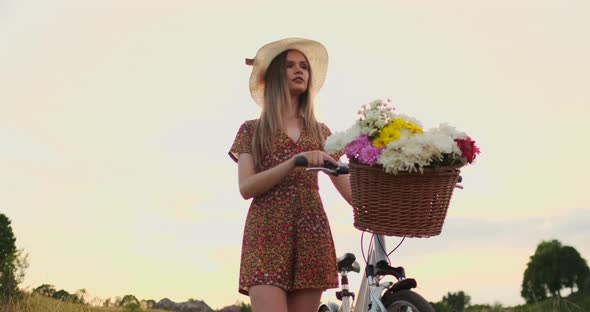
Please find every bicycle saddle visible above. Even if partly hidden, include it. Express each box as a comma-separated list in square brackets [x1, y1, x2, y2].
[337, 253, 361, 273]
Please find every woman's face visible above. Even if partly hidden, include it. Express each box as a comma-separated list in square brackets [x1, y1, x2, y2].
[285, 50, 310, 97]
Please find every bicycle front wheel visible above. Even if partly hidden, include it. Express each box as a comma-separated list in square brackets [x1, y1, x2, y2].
[382, 289, 434, 312]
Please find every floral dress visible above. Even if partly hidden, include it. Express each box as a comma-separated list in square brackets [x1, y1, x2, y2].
[229, 119, 343, 295]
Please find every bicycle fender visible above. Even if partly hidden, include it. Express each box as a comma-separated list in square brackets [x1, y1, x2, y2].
[382, 278, 417, 296]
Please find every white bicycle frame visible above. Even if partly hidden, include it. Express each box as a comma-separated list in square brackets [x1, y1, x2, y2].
[302, 163, 416, 312]
[340, 235, 395, 312]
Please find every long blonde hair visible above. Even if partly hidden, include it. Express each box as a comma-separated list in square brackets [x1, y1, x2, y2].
[251, 50, 324, 172]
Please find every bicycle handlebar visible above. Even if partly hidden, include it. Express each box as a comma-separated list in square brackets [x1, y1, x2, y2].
[293, 155, 350, 176]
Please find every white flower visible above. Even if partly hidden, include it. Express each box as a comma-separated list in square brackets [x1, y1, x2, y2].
[378, 131, 458, 173]
[324, 124, 361, 153]
[368, 99, 381, 109]
[360, 120, 380, 136]
[384, 109, 395, 121]
[324, 98, 477, 174]
[375, 119, 387, 128]
[398, 128, 413, 140]
[429, 124, 466, 155]
[379, 137, 425, 174]
[422, 132, 455, 154]
[366, 110, 380, 120]
[357, 99, 394, 136]
[433, 123, 467, 140]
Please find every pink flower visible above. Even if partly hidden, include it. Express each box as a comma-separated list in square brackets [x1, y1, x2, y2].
[344, 135, 383, 165]
[344, 135, 371, 159]
[455, 136, 481, 164]
[358, 145, 383, 166]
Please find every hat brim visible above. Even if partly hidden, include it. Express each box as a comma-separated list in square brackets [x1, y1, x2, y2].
[248, 38, 328, 107]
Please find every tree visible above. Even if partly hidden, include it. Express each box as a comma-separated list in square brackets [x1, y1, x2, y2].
[442, 291, 471, 312]
[583, 275, 590, 294]
[521, 239, 590, 303]
[33, 284, 57, 297]
[146, 299, 156, 308]
[560, 246, 590, 293]
[13, 249, 28, 286]
[75, 288, 88, 304]
[52, 289, 83, 303]
[431, 301, 450, 312]
[142, 299, 156, 309]
[521, 265, 547, 303]
[0, 213, 20, 302]
[118, 294, 140, 307]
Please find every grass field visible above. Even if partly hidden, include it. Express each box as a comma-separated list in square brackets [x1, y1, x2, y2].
[3, 292, 589, 312]
[462, 293, 590, 312]
[0, 293, 169, 312]
[509, 293, 590, 312]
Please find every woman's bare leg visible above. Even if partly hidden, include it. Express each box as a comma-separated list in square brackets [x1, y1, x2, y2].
[249, 285, 288, 312]
[287, 288, 323, 312]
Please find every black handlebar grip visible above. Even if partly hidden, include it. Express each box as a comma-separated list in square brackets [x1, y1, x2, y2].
[323, 160, 337, 169]
[294, 155, 308, 167]
[324, 161, 350, 175]
[338, 166, 350, 175]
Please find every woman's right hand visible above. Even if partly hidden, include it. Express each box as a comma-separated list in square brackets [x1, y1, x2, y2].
[294, 150, 338, 167]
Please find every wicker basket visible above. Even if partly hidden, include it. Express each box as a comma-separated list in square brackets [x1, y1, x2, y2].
[349, 161, 461, 238]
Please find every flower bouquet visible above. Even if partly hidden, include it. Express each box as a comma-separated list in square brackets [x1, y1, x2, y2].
[325, 99, 480, 237]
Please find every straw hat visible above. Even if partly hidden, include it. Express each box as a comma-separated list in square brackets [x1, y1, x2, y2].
[246, 37, 328, 106]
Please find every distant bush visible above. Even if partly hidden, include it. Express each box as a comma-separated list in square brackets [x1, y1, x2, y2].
[124, 302, 142, 312]
[240, 302, 252, 312]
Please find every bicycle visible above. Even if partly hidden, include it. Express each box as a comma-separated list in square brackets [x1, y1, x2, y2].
[294, 155, 439, 312]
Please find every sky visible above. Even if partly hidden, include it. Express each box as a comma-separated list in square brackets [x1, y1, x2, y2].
[1, 0, 589, 309]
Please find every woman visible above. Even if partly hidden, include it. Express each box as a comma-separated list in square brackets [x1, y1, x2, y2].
[229, 38, 352, 312]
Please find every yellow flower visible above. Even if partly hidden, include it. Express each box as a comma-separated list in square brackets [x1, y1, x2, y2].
[372, 117, 423, 147]
[373, 138, 387, 147]
[375, 123, 401, 146]
[408, 122, 423, 134]
[392, 118, 406, 128]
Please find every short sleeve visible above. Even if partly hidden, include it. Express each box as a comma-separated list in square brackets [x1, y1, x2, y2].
[320, 123, 344, 161]
[229, 120, 256, 163]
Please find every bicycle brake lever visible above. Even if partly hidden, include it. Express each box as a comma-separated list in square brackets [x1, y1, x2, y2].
[305, 167, 338, 176]
[306, 164, 349, 176]
[295, 156, 349, 176]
